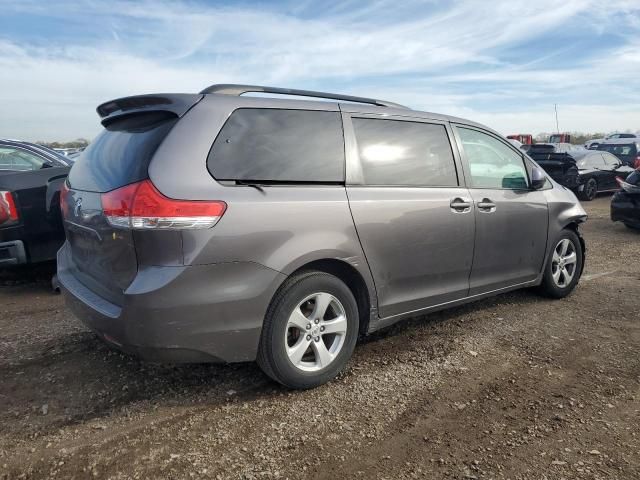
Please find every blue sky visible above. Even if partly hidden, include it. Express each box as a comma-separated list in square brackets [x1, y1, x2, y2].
[1, 0, 639, 141]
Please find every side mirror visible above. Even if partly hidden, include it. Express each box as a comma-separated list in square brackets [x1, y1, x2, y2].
[530, 166, 547, 190]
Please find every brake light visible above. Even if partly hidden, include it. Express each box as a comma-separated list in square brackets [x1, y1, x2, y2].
[101, 180, 226, 229]
[0, 191, 18, 226]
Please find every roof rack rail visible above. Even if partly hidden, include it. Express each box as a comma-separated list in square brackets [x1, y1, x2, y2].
[199, 84, 409, 109]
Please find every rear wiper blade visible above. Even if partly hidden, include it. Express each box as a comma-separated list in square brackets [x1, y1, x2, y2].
[235, 180, 264, 192]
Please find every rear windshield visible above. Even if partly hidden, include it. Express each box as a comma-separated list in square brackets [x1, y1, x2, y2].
[207, 108, 344, 183]
[597, 143, 637, 158]
[68, 112, 177, 192]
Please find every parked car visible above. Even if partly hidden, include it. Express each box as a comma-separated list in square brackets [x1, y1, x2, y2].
[0, 140, 69, 266]
[596, 140, 640, 168]
[572, 150, 635, 201]
[58, 84, 587, 389]
[586, 133, 639, 150]
[528, 145, 633, 201]
[611, 169, 640, 230]
[526, 144, 580, 190]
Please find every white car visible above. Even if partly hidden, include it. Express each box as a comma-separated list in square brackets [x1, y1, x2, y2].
[585, 133, 639, 150]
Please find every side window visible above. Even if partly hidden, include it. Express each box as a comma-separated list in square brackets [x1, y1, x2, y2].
[208, 109, 344, 183]
[351, 118, 457, 186]
[0, 147, 46, 171]
[457, 127, 528, 189]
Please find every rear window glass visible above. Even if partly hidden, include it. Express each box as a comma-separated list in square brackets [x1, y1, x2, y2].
[68, 112, 177, 192]
[352, 118, 457, 186]
[208, 109, 344, 183]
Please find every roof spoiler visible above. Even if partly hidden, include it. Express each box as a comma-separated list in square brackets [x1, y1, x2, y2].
[96, 94, 203, 126]
[199, 84, 409, 109]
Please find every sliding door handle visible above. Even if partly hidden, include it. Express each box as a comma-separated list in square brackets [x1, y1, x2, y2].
[477, 198, 496, 212]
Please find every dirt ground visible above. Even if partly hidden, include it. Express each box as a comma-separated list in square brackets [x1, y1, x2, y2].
[1, 195, 638, 480]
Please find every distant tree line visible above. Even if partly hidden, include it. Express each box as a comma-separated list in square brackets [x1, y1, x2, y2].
[37, 138, 89, 149]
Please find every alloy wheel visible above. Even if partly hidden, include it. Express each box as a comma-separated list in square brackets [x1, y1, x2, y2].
[285, 292, 348, 372]
[551, 238, 577, 288]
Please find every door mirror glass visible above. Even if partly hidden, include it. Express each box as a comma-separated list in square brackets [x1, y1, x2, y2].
[530, 166, 547, 190]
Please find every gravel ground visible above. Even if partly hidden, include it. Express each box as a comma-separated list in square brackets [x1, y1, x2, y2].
[0, 195, 638, 480]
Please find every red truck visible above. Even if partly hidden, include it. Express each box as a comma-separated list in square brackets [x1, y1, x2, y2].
[507, 134, 533, 145]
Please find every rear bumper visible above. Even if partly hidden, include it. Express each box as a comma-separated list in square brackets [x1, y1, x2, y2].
[57, 243, 286, 363]
[611, 192, 640, 227]
[0, 240, 27, 266]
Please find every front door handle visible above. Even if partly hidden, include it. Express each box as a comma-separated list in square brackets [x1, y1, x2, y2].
[477, 198, 496, 212]
[450, 197, 471, 213]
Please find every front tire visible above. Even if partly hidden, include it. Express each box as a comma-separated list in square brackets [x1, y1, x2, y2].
[579, 178, 597, 201]
[257, 271, 359, 389]
[538, 229, 583, 298]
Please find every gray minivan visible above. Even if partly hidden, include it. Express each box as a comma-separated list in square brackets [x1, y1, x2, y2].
[58, 85, 587, 389]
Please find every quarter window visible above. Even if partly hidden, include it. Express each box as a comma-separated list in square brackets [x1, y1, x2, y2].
[352, 118, 457, 186]
[208, 109, 344, 183]
[457, 127, 528, 189]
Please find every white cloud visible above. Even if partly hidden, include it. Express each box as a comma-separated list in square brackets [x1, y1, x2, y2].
[0, 0, 638, 140]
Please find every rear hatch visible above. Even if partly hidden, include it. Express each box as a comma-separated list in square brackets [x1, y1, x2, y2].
[64, 96, 200, 304]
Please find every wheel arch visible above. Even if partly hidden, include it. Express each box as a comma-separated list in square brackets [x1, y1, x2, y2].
[281, 258, 375, 337]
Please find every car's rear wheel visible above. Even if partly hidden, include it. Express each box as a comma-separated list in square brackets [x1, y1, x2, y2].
[538, 229, 583, 298]
[257, 271, 359, 389]
[579, 178, 597, 201]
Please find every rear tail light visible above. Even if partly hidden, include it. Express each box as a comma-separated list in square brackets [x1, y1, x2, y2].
[634, 156, 640, 169]
[0, 191, 19, 226]
[101, 180, 226, 230]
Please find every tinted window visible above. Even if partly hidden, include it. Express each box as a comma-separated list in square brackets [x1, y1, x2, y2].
[69, 112, 177, 192]
[352, 118, 457, 186]
[208, 109, 344, 183]
[457, 127, 528, 189]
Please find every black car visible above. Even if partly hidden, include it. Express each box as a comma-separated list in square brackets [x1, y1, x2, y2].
[0, 140, 69, 266]
[527, 144, 580, 190]
[572, 150, 635, 201]
[611, 169, 640, 230]
[529, 145, 634, 201]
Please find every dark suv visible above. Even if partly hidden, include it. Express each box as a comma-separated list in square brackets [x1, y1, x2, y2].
[58, 85, 587, 389]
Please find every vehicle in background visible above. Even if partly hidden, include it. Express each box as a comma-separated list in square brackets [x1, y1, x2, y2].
[0, 139, 72, 167]
[549, 133, 571, 144]
[572, 150, 635, 201]
[611, 169, 640, 230]
[527, 144, 580, 191]
[508, 139, 523, 149]
[0, 140, 69, 266]
[596, 140, 640, 168]
[58, 84, 587, 389]
[528, 145, 633, 200]
[507, 134, 533, 145]
[585, 133, 639, 150]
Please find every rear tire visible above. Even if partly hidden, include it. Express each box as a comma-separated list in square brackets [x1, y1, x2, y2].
[579, 178, 597, 201]
[257, 271, 359, 389]
[538, 229, 583, 299]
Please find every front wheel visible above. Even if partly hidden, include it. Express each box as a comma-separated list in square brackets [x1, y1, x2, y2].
[257, 271, 359, 389]
[538, 230, 583, 298]
[579, 178, 597, 201]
